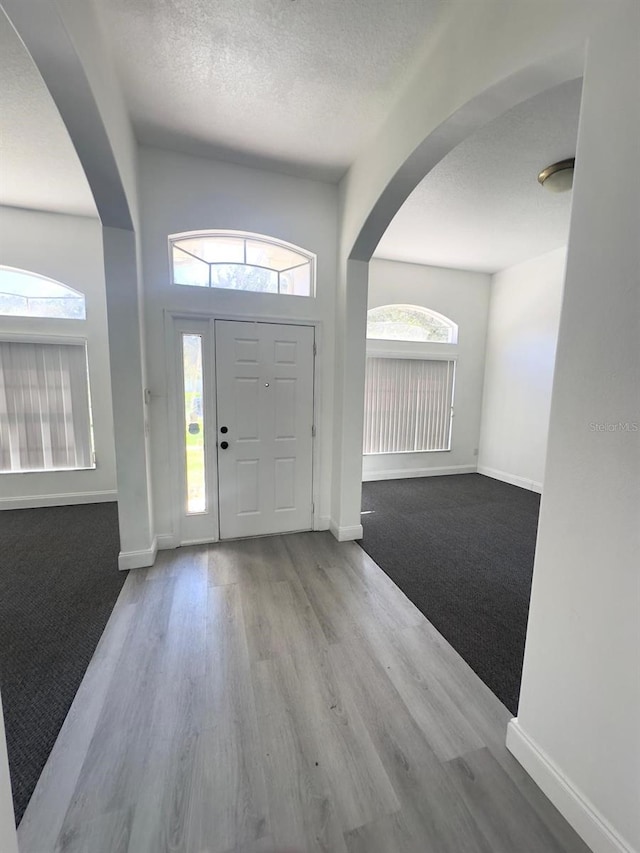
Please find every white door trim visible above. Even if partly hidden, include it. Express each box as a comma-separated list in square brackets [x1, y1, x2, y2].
[165, 309, 324, 547]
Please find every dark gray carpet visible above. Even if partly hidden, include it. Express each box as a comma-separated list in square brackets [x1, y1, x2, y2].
[359, 473, 540, 715]
[0, 502, 123, 825]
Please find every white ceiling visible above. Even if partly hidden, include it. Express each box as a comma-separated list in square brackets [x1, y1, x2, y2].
[98, 0, 447, 181]
[0, 9, 96, 218]
[374, 78, 583, 273]
[0, 1, 581, 274]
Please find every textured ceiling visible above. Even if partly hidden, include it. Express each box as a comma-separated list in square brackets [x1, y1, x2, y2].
[374, 78, 583, 273]
[0, 9, 96, 217]
[98, 0, 447, 180]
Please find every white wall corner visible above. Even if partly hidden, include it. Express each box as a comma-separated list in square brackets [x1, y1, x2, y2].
[477, 466, 542, 493]
[506, 719, 637, 853]
[363, 464, 477, 483]
[329, 520, 363, 542]
[118, 536, 158, 571]
[314, 515, 331, 531]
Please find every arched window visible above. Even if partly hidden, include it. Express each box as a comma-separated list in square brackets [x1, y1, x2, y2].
[367, 304, 457, 344]
[0, 267, 92, 472]
[0, 267, 86, 319]
[169, 231, 315, 297]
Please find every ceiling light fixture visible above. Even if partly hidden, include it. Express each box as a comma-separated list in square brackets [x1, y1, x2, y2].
[537, 158, 575, 193]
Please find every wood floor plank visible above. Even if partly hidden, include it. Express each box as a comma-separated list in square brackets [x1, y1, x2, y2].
[259, 648, 400, 834]
[364, 624, 486, 761]
[241, 576, 328, 664]
[444, 747, 590, 853]
[253, 657, 349, 853]
[52, 576, 176, 839]
[404, 620, 591, 851]
[126, 732, 199, 853]
[208, 536, 289, 586]
[236, 545, 400, 834]
[344, 808, 460, 853]
[18, 533, 590, 853]
[187, 584, 270, 852]
[55, 806, 133, 853]
[17, 578, 138, 853]
[283, 535, 365, 644]
[328, 636, 493, 853]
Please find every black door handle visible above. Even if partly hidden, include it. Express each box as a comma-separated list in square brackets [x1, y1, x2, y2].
[220, 441, 229, 450]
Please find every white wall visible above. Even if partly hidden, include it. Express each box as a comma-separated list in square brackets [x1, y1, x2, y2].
[333, 1, 638, 847]
[331, 0, 605, 538]
[478, 248, 566, 492]
[508, 4, 640, 853]
[138, 146, 338, 543]
[364, 258, 490, 481]
[0, 207, 117, 508]
[340, 0, 606, 259]
[2, 0, 157, 565]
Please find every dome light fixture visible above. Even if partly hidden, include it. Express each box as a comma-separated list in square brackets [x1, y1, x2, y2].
[538, 158, 575, 193]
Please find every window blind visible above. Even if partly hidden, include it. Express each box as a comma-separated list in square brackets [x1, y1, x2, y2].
[363, 357, 455, 454]
[0, 340, 93, 472]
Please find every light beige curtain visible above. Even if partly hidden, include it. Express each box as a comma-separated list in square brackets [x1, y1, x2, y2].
[0, 341, 93, 472]
[363, 357, 455, 454]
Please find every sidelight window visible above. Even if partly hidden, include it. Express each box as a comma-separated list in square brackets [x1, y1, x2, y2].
[182, 333, 206, 513]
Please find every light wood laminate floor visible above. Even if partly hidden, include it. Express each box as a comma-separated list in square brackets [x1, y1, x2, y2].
[18, 532, 590, 853]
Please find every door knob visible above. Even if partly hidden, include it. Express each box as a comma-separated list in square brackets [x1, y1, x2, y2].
[220, 441, 229, 450]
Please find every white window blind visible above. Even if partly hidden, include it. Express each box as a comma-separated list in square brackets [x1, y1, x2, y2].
[363, 357, 455, 454]
[0, 341, 94, 472]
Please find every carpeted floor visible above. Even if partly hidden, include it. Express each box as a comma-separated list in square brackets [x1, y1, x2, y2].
[0, 502, 124, 824]
[359, 473, 540, 715]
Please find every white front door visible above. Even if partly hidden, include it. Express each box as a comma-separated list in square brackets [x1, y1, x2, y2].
[215, 320, 315, 539]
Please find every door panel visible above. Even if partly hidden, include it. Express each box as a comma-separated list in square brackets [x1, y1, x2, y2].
[235, 377, 260, 440]
[274, 378, 296, 438]
[215, 320, 314, 539]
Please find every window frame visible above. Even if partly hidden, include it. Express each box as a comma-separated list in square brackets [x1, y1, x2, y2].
[364, 304, 459, 457]
[0, 333, 96, 473]
[0, 264, 94, 477]
[168, 230, 317, 298]
[363, 351, 457, 455]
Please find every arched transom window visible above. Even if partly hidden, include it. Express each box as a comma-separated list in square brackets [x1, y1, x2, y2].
[367, 304, 457, 344]
[169, 231, 315, 297]
[0, 267, 86, 319]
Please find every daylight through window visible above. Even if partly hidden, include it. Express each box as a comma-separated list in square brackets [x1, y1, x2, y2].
[170, 232, 315, 297]
[0, 340, 94, 472]
[367, 304, 457, 343]
[0, 267, 86, 319]
[363, 357, 455, 454]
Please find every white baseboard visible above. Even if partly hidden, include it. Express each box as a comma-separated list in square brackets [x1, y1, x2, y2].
[329, 520, 363, 541]
[314, 515, 331, 531]
[156, 533, 178, 550]
[477, 465, 542, 493]
[506, 719, 636, 853]
[118, 536, 158, 571]
[0, 489, 117, 510]
[362, 464, 476, 483]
